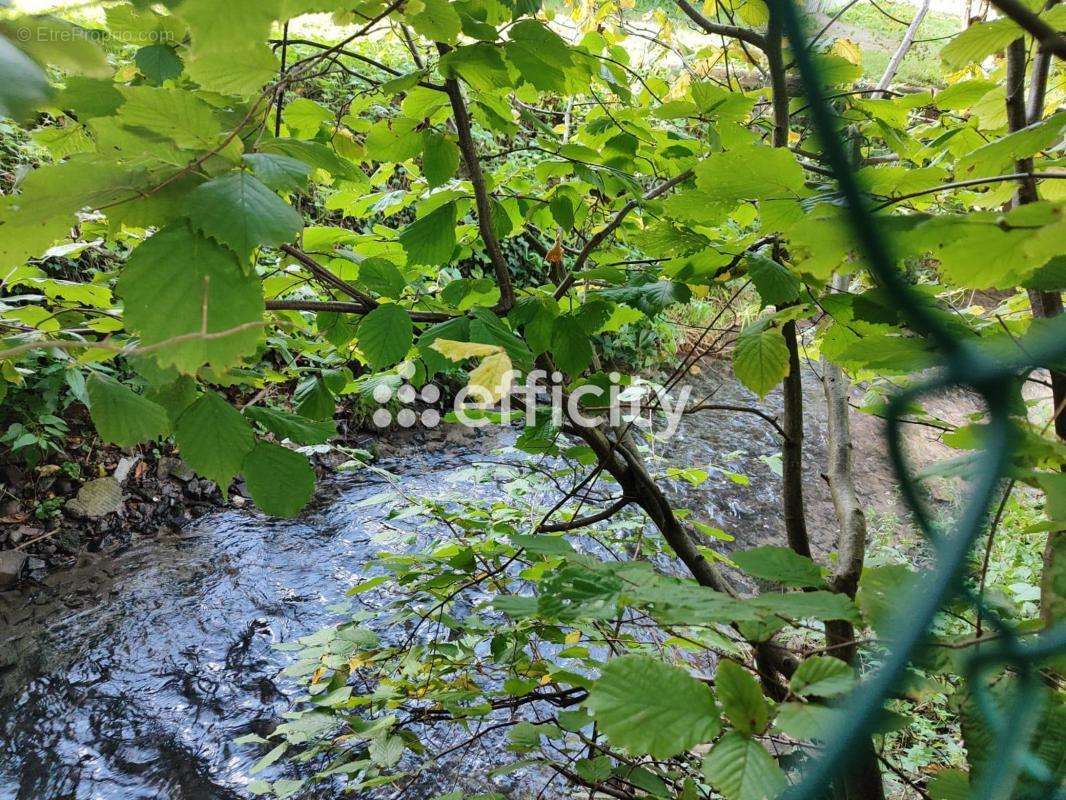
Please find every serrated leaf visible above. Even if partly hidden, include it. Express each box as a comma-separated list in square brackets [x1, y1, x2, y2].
[244, 406, 336, 445]
[941, 17, 1021, 68]
[467, 351, 514, 403]
[422, 131, 460, 188]
[116, 86, 221, 150]
[186, 171, 304, 260]
[134, 44, 183, 84]
[242, 153, 312, 193]
[733, 546, 824, 588]
[399, 202, 457, 266]
[702, 732, 786, 800]
[774, 702, 842, 740]
[551, 316, 594, 375]
[369, 735, 404, 767]
[430, 339, 504, 360]
[242, 441, 315, 518]
[357, 258, 406, 299]
[746, 252, 800, 307]
[733, 324, 790, 398]
[789, 656, 855, 698]
[357, 304, 413, 370]
[174, 392, 255, 492]
[117, 224, 264, 374]
[407, 0, 461, 42]
[585, 655, 721, 759]
[715, 660, 770, 736]
[86, 374, 170, 447]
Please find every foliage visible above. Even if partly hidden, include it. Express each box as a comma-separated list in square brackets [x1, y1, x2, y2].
[0, 0, 1064, 798]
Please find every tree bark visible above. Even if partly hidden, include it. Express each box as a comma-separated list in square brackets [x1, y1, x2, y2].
[874, 0, 930, 98]
[1005, 35, 1066, 625]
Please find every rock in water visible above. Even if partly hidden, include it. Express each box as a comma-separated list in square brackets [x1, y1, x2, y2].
[0, 550, 28, 589]
[66, 477, 123, 519]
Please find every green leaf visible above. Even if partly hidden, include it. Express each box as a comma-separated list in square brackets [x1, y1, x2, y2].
[407, 0, 461, 43]
[86, 374, 170, 447]
[186, 171, 304, 260]
[694, 145, 805, 208]
[134, 44, 183, 84]
[733, 323, 790, 398]
[746, 252, 800, 307]
[1, 16, 109, 78]
[117, 224, 264, 374]
[399, 202, 457, 266]
[242, 441, 315, 518]
[365, 116, 423, 163]
[773, 702, 842, 740]
[422, 131, 460, 188]
[715, 660, 770, 736]
[242, 153, 312, 193]
[585, 655, 721, 759]
[927, 769, 971, 800]
[115, 86, 221, 150]
[244, 405, 336, 445]
[752, 591, 862, 623]
[788, 656, 855, 698]
[551, 316, 594, 375]
[440, 43, 511, 92]
[0, 35, 51, 122]
[941, 17, 1021, 68]
[368, 735, 404, 767]
[733, 546, 823, 588]
[357, 304, 413, 370]
[281, 98, 332, 139]
[594, 281, 691, 315]
[174, 392, 255, 492]
[357, 258, 406, 299]
[505, 20, 573, 92]
[702, 732, 786, 800]
[956, 111, 1066, 177]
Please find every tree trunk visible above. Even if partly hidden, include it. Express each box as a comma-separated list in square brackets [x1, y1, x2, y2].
[1005, 34, 1066, 625]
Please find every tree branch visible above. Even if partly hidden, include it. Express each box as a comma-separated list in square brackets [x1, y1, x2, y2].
[988, 0, 1066, 61]
[672, 0, 767, 49]
[553, 168, 694, 300]
[438, 44, 516, 312]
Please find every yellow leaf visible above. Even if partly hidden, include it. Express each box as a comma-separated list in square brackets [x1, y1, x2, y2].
[467, 351, 514, 403]
[701, 0, 717, 15]
[832, 37, 863, 66]
[565, 631, 581, 645]
[539, 673, 552, 685]
[311, 666, 327, 685]
[737, 0, 768, 26]
[429, 338, 503, 361]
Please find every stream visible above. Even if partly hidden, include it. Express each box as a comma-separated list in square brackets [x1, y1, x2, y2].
[0, 365, 855, 800]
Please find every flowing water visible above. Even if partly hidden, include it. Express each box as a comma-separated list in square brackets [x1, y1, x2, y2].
[0, 365, 853, 800]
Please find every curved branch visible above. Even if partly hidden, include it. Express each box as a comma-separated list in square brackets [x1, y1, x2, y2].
[673, 0, 767, 49]
[553, 168, 694, 300]
[872, 171, 1066, 209]
[438, 44, 516, 313]
[537, 497, 631, 532]
[265, 299, 450, 323]
[988, 0, 1066, 60]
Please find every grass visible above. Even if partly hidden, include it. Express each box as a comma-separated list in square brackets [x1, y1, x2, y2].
[822, 0, 962, 86]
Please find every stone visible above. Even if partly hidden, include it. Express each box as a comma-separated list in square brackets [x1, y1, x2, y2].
[113, 455, 142, 484]
[8, 525, 40, 546]
[0, 550, 27, 589]
[157, 457, 195, 482]
[65, 477, 123, 519]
